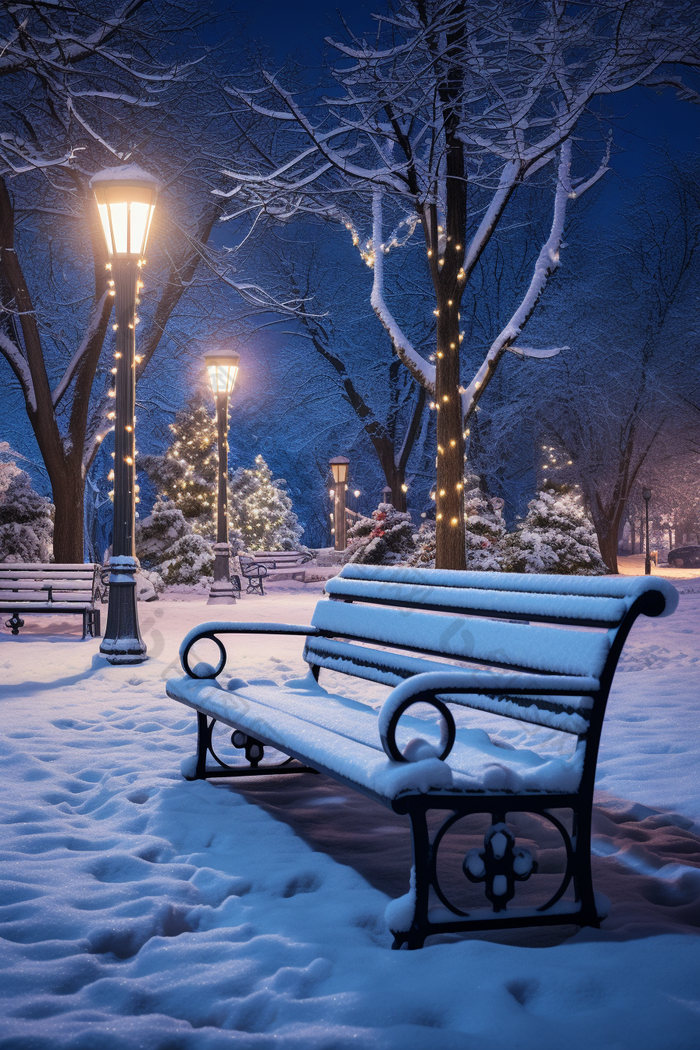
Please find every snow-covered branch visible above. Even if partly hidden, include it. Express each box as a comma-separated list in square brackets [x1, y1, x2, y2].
[370, 191, 435, 392]
[51, 292, 111, 409]
[0, 330, 35, 411]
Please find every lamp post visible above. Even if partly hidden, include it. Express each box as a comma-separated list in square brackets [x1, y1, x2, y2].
[329, 456, 350, 551]
[204, 348, 240, 604]
[382, 484, 392, 505]
[643, 487, 652, 576]
[91, 166, 159, 665]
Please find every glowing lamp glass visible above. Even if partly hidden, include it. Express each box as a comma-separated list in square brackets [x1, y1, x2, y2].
[204, 349, 240, 396]
[329, 456, 350, 484]
[91, 168, 158, 257]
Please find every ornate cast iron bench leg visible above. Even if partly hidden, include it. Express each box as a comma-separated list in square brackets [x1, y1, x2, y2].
[5, 612, 24, 636]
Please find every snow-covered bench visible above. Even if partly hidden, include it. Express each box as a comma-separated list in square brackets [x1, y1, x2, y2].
[0, 563, 101, 638]
[238, 550, 313, 593]
[166, 565, 678, 949]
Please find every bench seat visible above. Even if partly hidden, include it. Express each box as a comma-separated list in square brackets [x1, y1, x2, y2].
[0, 563, 101, 637]
[168, 671, 587, 802]
[166, 565, 678, 948]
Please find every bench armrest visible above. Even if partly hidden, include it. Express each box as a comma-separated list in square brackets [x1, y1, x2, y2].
[179, 621, 320, 679]
[378, 670, 600, 763]
[240, 561, 269, 578]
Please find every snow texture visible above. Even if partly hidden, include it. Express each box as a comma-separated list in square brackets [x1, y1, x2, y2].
[89, 164, 161, 187]
[0, 587, 699, 1048]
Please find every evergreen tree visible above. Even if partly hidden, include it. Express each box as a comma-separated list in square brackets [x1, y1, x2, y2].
[464, 472, 506, 571]
[0, 471, 54, 563]
[136, 498, 214, 585]
[139, 386, 218, 530]
[344, 502, 415, 564]
[500, 489, 606, 575]
[229, 455, 304, 552]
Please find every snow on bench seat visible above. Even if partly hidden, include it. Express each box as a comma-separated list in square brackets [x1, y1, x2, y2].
[166, 671, 585, 800]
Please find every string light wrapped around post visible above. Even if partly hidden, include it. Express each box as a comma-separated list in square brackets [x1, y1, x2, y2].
[90, 165, 160, 665]
[205, 347, 240, 604]
[329, 456, 350, 551]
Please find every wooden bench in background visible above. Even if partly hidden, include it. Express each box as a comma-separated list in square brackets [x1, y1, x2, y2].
[0, 563, 101, 638]
[167, 565, 678, 948]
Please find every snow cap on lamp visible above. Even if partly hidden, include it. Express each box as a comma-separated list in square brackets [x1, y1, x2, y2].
[90, 165, 160, 257]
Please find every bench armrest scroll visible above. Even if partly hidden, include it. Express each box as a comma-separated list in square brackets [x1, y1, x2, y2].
[378, 670, 600, 763]
[179, 622, 320, 680]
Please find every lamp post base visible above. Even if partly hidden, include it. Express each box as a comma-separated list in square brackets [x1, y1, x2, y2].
[208, 542, 237, 605]
[99, 557, 148, 665]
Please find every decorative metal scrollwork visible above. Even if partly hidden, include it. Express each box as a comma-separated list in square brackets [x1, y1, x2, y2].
[182, 632, 227, 679]
[463, 822, 537, 911]
[231, 730, 264, 768]
[379, 693, 456, 762]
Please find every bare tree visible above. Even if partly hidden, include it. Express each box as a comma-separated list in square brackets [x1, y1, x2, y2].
[218, 0, 700, 567]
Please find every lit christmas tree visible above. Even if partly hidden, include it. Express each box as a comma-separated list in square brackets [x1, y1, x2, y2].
[463, 471, 506, 571]
[500, 489, 606, 575]
[139, 386, 218, 531]
[229, 455, 304, 552]
[344, 502, 415, 564]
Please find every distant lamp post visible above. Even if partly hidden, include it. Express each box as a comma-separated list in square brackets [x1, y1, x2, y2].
[643, 488, 652, 576]
[205, 348, 240, 604]
[329, 456, 350, 551]
[382, 484, 392, 504]
[91, 166, 159, 665]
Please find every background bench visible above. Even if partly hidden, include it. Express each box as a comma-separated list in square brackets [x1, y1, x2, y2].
[0, 563, 101, 638]
[238, 550, 312, 593]
[166, 565, 678, 949]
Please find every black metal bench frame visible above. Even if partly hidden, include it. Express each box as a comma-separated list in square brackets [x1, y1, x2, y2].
[168, 567, 675, 949]
[1, 564, 101, 638]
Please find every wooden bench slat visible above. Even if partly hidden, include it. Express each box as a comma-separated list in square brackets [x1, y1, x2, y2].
[310, 600, 611, 678]
[325, 576, 630, 627]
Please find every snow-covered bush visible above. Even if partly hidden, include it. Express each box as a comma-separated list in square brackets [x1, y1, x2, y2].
[410, 520, 436, 567]
[0, 471, 53, 563]
[343, 503, 415, 564]
[229, 455, 305, 553]
[464, 473, 505, 571]
[136, 498, 214, 584]
[500, 489, 606, 575]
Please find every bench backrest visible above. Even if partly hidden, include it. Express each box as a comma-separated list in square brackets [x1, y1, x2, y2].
[303, 565, 677, 753]
[0, 563, 99, 605]
[240, 551, 308, 567]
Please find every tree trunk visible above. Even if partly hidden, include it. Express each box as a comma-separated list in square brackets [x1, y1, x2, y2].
[630, 520, 636, 554]
[49, 458, 87, 562]
[434, 302, 466, 570]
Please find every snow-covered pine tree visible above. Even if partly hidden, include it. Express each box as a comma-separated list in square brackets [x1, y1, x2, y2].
[344, 502, 415, 564]
[0, 470, 54, 563]
[139, 387, 218, 531]
[463, 472, 506, 571]
[500, 489, 606, 575]
[135, 498, 213, 585]
[229, 455, 304, 552]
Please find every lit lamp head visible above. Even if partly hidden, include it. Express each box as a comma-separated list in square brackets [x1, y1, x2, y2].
[329, 456, 350, 485]
[90, 165, 160, 257]
[204, 347, 240, 398]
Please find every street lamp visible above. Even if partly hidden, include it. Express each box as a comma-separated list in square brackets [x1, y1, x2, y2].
[382, 484, 392, 504]
[329, 456, 350, 551]
[204, 347, 240, 604]
[643, 487, 652, 576]
[91, 165, 159, 665]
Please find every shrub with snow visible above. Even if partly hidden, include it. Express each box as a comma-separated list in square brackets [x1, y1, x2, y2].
[0, 471, 53, 563]
[344, 503, 415, 564]
[500, 489, 606, 575]
[136, 498, 214, 584]
[410, 520, 436, 567]
[464, 472, 505, 571]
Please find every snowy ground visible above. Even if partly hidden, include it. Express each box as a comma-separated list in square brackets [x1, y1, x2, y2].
[1, 580, 699, 1049]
